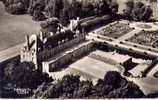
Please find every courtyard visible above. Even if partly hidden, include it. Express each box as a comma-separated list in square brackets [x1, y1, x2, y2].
[48, 50, 120, 82]
[48, 46, 154, 83]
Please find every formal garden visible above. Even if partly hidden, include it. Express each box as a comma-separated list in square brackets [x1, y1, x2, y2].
[128, 30, 158, 48]
[97, 22, 134, 39]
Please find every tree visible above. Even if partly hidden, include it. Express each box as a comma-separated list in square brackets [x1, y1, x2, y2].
[4, 58, 19, 82]
[103, 71, 124, 88]
[91, 84, 113, 98]
[34, 71, 145, 98]
[2, 0, 119, 25]
[110, 2, 119, 13]
[141, 5, 153, 21]
[131, 2, 145, 21]
[61, 75, 80, 93]
[41, 75, 81, 98]
[27, 0, 46, 21]
[122, 0, 134, 19]
[31, 3, 46, 21]
[81, 2, 95, 18]
[107, 81, 144, 98]
[3, 0, 29, 14]
[4, 61, 52, 89]
[123, 1, 153, 21]
[70, 0, 82, 19]
[59, 8, 70, 26]
[5, 2, 26, 14]
[45, 0, 63, 18]
[73, 81, 93, 98]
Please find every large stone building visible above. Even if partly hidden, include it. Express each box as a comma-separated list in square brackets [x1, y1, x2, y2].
[20, 15, 113, 72]
[20, 18, 86, 71]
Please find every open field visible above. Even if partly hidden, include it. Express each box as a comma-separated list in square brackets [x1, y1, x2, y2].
[0, 2, 41, 51]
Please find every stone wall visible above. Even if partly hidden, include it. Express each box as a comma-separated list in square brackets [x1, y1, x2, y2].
[42, 41, 93, 74]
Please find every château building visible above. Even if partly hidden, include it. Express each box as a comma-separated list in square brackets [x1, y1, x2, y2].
[20, 18, 86, 71]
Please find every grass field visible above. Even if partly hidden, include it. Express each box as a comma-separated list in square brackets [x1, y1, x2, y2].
[0, 2, 41, 51]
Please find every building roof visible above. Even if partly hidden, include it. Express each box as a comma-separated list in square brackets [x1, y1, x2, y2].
[43, 30, 75, 49]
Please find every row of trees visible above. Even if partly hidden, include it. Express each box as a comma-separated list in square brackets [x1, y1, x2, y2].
[1, 0, 29, 14]
[28, 0, 119, 25]
[122, 0, 153, 21]
[1, 0, 118, 25]
[1, 0, 154, 23]
[33, 71, 145, 98]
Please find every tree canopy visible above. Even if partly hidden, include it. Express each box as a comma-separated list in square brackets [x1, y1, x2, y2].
[3, 60, 53, 89]
[2, 0, 118, 24]
[33, 71, 145, 98]
[123, 0, 153, 21]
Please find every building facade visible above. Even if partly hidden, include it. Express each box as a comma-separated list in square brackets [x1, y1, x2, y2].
[20, 18, 85, 71]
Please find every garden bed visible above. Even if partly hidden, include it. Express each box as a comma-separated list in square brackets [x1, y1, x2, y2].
[97, 22, 134, 39]
[128, 30, 158, 48]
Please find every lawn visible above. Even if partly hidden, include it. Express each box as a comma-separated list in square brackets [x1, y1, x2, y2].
[0, 2, 41, 51]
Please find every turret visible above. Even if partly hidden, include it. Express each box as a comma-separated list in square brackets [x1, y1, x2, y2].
[25, 35, 30, 51]
[39, 31, 44, 41]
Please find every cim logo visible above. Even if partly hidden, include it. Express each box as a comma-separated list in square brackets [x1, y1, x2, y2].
[14, 88, 31, 94]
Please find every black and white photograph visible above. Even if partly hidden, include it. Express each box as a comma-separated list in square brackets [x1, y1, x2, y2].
[0, 0, 158, 99]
